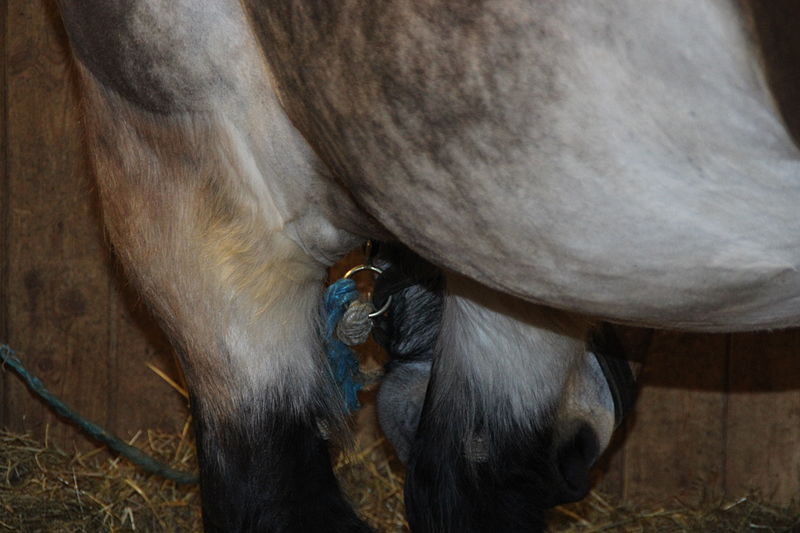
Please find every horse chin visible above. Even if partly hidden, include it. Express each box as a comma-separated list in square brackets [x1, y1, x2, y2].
[376, 359, 432, 464]
[546, 324, 639, 508]
[552, 422, 600, 504]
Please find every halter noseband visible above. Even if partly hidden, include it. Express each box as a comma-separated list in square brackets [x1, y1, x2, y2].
[588, 323, 638, 427]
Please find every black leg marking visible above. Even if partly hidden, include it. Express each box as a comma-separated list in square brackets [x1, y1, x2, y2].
[405, 401, 597, 532]
[405, 409, 556, 533]
[193, 403, 372, 533]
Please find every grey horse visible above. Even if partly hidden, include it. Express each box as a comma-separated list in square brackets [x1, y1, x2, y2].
[56, 1, 800, 531]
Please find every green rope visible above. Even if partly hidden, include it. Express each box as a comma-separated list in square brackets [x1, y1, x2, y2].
[0, 344, 197, 485]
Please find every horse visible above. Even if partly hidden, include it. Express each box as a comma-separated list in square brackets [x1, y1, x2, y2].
[55, 0, 800, 531]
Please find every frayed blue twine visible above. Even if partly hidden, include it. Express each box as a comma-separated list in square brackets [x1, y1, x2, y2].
[323, 278, 364, 413]
[0, 344, 198, 485]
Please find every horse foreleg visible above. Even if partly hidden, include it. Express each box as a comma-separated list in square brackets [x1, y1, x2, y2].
[77, 71, 369, 533]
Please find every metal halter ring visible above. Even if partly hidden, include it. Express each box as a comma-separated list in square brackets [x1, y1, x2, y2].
[342, 264, 392, 318]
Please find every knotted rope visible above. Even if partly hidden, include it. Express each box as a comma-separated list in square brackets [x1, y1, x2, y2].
[336, 300, 375, 346]
[323, 278, 375, 412]
[0, 344, 197, 485]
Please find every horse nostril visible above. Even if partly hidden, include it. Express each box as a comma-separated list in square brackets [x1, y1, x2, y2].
[554, 424, 599, 504]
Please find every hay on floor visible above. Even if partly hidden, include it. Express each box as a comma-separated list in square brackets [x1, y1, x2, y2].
[1, 426, 798, 532]
[0, 424, 199, 532]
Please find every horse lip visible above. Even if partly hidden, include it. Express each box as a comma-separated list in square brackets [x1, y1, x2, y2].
[589, 323, 638, 427]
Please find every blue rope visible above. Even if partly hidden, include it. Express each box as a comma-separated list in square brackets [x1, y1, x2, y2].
[323, 279, 363, 413]
[0, 344, 197, 485]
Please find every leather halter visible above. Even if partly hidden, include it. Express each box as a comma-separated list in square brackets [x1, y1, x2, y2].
[588, 323, 638, 427]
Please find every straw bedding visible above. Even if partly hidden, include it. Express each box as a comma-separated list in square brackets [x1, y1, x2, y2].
[1, 425, 798, 533]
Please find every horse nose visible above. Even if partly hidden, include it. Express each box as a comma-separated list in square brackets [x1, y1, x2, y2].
[552, 423, 599, 505]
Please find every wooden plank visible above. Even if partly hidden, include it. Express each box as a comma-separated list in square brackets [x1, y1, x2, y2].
[621, 331, 728, 504]
[725, 330, 800, 504]
[0, 0, 8, 430]
[4, 0, 113, 447]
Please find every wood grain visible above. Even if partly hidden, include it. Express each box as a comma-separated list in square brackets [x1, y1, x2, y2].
[621, 331, 728, 504]
[725, 330, 800, 504]
[4, 0, 112, 446]
[0, 0, 9, 430]
[2, 0, 183, 448]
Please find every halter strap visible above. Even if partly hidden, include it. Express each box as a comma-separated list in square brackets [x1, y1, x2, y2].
[589, 323, 638, 427]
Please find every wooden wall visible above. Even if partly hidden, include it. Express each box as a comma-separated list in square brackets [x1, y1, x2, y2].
[2, 0, 799, 507]
[598, 330, 800, 505]
[0, 0, 187, 449]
